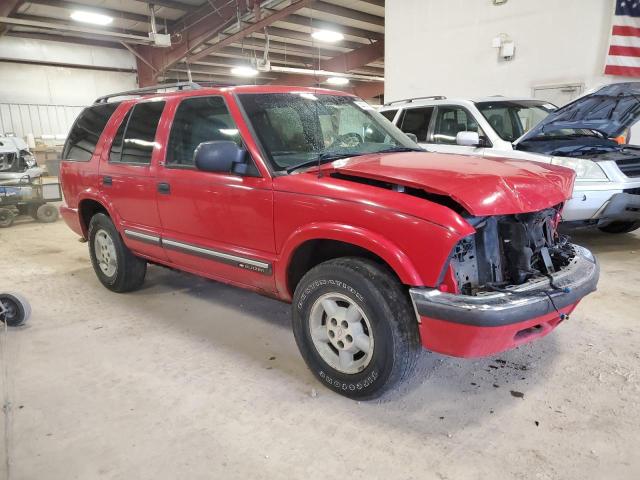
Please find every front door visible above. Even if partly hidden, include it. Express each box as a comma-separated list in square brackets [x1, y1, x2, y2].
[426, 105, 487, 156]
[155, 95, 275, 293]
[98, 101, 167, 260]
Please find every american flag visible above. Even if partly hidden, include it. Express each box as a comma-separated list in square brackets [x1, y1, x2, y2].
[605, 0, 640, 76]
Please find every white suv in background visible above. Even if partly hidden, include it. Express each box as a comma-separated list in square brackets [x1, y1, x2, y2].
[379, 85, 640, 234]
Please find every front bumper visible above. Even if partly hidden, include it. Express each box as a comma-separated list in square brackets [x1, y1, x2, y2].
[596, 192, 640, 225]
[409, 245, 599, 357]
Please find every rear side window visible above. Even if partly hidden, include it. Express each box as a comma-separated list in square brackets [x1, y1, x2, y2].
[380, 109, 398, 122]
[62, 103, 120, 161]
[167, 96, 242, 168]
[109, 110, 131, 163]
[399, 107, 434, 142]
[115, 101, 165, 165]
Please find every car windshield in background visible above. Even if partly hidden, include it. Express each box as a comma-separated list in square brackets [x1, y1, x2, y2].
[237, 93, 419, 172]
[476, 100, 555, 142]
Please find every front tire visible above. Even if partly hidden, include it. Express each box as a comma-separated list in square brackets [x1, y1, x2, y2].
[88, 213, 147, 292]
[0, 208, 14, 228]
[598, 221, 640, 234]
[292, 258, 420, 400]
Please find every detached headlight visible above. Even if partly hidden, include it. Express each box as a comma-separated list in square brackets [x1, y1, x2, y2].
[551, 157, 607, 180]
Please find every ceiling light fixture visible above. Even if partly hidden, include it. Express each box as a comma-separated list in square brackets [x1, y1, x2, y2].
[311, 30, 344, 43]
[326, 76, 349, 86]
[70, 10, 113, 26]
[230, 66, 259, 77]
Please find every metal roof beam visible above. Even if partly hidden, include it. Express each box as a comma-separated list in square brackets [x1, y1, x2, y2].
[186, 0, 314, 63]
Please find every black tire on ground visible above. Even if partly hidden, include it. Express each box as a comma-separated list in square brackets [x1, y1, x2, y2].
[88, 213, 147, 293]
[292, 257, 421, 400]
[36, 204, 59, 223]
[598, 221, 640, 234]
[0, 208, 14, 228]
[0, 292, 31, 327]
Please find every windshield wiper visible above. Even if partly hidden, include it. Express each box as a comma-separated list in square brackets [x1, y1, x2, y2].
[551, 144, 617, 156]
[285, 152, 363, 174]
[524, 133, 601, 142]
[375, 146, 423, 153]
[285, 146, 423, 173]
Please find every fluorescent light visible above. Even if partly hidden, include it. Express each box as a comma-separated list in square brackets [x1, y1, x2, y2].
[70, 10, 113, 26]
[219, 128, 239, 136]
[326, 76, 349, 86]
[230, 66, 258, 77]
[311, 30, 344, 43]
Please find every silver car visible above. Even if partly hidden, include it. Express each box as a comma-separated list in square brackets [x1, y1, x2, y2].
[380, 83, 640, 234]
[0, 135, 42, 185]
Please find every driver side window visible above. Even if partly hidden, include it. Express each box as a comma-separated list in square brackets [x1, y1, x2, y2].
[166, 96, 245, 168]
[433, 106, 483, 145]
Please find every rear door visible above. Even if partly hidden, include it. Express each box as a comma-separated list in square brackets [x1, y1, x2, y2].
[396, 106, 434, 148]
[98, 100, 167, 260]
[155, 94, 275, 292]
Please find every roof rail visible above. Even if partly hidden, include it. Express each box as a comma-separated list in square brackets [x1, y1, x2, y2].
[94, 82, 202, 104]
[383, 95, 446, 106]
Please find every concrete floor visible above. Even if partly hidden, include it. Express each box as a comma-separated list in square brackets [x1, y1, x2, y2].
[1, 217, 639, 480]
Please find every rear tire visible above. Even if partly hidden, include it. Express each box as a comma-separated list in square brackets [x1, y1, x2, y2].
[598, 221, 640, 234]
[0, 292, 31, 327]
[88, 213, 146, 293]
[0, 208, 14, 228]
[36, 204, 59, 223]
[292, 257, 421, 400]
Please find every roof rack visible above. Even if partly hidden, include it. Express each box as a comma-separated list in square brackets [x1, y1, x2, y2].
[94, 82, 203, 104]
[383, 95, 446, 106]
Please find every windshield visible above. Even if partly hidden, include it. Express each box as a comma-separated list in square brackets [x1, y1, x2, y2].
[476, 100, 556, 142]
[237, 93, 420, 172]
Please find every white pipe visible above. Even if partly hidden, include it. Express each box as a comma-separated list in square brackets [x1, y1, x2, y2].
[267, 65, 383, 83]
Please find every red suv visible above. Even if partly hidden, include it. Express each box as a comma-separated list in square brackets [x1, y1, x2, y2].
[60, 83, 599, 399]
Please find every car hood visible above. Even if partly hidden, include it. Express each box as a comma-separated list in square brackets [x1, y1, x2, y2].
[515, 82, 640, 146]
[327, 152, 575, 216]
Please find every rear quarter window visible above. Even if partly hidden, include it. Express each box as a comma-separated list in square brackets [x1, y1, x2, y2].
[62, 103, 120, 161]
[380, 109, 398, 122]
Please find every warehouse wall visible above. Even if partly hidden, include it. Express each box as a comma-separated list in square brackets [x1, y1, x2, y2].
[0, 37, 136, 137]
[385, 0, 632, 102]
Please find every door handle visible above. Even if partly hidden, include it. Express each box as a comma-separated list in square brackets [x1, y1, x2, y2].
[157, 182, 170, 194]
[103, 176, 112, 186]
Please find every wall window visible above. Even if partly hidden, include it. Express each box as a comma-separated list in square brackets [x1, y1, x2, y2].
[62, 103, 120, 161]
[433, 106, 482, 145]
[167, 96, 242, 168]
[399, 107, 434, 142]
[114, 101, 165, 164]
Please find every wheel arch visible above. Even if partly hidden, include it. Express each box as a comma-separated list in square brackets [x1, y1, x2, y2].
[78, 197, 111, 236]
[276, 223, 424, 300]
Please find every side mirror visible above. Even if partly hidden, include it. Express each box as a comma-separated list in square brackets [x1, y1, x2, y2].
[456, 131, 481, 147]
[194, 141, 247, 174]
[405, 132, 419, 143]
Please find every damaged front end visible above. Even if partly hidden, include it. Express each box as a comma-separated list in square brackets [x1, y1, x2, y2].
[410, 205, 599, 358]
[449, 206, 573, 294]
